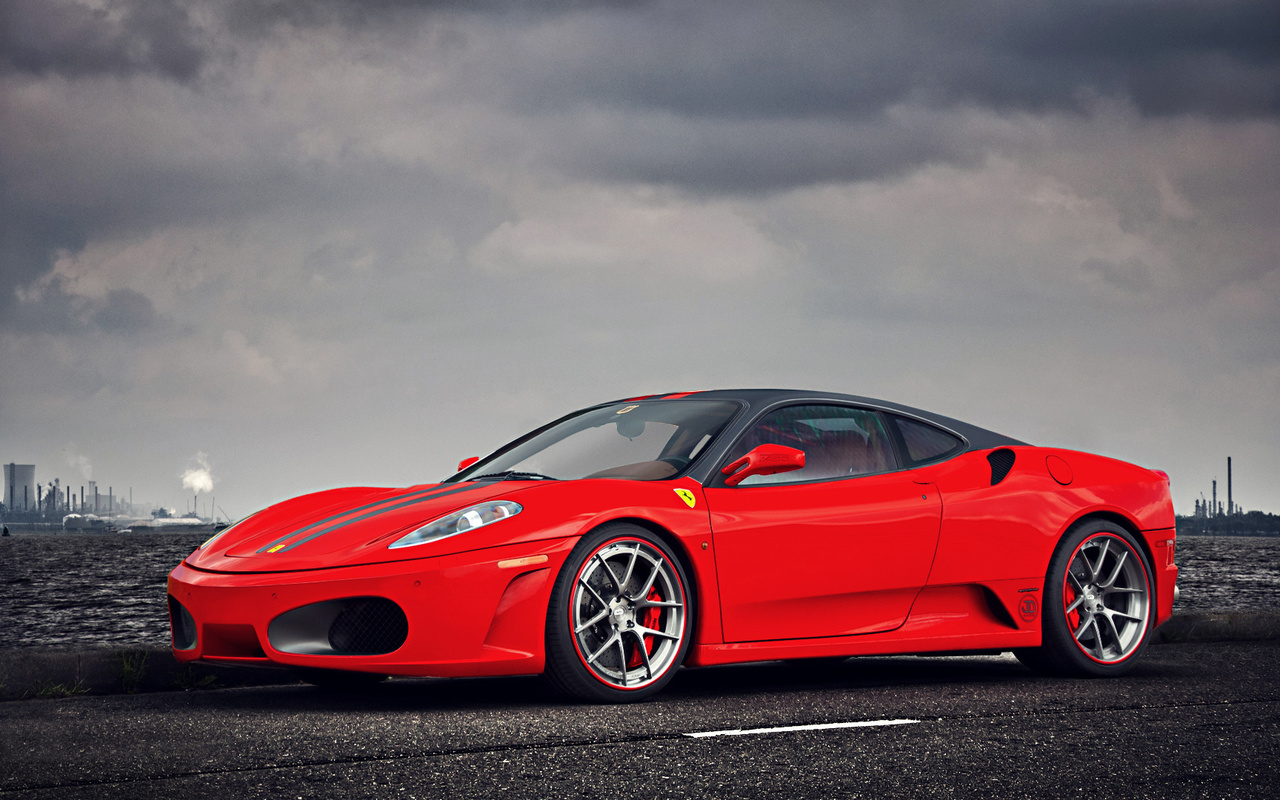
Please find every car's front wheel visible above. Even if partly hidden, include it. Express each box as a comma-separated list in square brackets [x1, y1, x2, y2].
[544, 523, 692, 702]
[1016, 519, 1154, 676]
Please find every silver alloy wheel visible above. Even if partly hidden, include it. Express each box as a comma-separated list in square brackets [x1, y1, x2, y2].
[1062, 532, 1150, 663]
[570, 539, 687, 690]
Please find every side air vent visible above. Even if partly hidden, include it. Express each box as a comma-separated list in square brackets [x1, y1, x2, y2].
[169, 595, 197, 651]
[987, 448, 1016, 486]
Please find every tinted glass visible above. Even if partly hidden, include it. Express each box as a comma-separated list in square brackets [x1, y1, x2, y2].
[725, 404, 896, 485]
[456, 400, 740, 481]
[894, 416, 964, 464]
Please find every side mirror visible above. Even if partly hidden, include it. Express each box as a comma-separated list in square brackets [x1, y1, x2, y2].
[721, 444, 806, 487]
[457, 456, 480, 472]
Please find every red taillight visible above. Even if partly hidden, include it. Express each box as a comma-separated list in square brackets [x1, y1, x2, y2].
[1151, 469, 1171, 484]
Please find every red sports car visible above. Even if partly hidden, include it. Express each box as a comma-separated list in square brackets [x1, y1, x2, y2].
[168, 389, 1177, 701]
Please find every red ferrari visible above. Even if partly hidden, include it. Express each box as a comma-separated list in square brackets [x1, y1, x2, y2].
[169, 389, 1177, 701]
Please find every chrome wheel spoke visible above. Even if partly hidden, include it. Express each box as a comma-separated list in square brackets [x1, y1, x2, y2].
[1067, 569, 1085, 592]
[586, 631, 621, 665]
[635, 625, 679, 642]
[1073, 613, 1095, 642]
[616, 636, 628, 687]
[595, 552, 624, 595]
[1084, 617, 1105, 659]
[1064, 594, 1085, 615]
[1100, 550, 1128, 589]
[1099, 612, 1123, 650]
[1092, 539, 1110, 582]
[636, 598, 683, 610]
[575, 607, 610, 634]
[621, 543, 640, 592]
[1076, 551, 1096, 584]
[578, 576, 610, 609]
[629, 630, 655, 680]
[637, 557, 665, 598]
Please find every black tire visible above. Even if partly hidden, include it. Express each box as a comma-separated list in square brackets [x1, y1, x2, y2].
[294, 668, 388, 691]
[544, 523, 693, 702]
[1015, 519, 1155, 677]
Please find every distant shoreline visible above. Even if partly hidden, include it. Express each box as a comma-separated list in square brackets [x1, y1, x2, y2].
[1, 523, 220, 535]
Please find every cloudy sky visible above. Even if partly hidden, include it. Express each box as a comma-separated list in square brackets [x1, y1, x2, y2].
[2, 0, 1278, 518]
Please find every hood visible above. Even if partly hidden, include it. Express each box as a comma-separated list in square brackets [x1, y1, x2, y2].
[185, 481, 523, 573]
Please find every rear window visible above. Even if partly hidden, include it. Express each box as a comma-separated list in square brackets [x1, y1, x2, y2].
[892, 416, 964, 465]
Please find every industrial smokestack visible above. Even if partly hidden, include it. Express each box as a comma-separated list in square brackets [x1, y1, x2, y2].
[1212, 479, 1217, 518]
[1227, 457, 1233, 516]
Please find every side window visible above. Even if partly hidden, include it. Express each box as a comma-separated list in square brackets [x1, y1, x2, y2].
[892, 415, 964, 465]
[724, 405, 897, 486]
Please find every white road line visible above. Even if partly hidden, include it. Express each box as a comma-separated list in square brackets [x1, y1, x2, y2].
[685, 719, 921, 738]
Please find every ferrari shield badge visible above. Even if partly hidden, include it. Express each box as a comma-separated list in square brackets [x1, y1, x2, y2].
[674, 488, 697, 508]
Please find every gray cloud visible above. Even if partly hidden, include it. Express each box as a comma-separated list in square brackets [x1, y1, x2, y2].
[1, 278, 159, 336]
[465, 1, 1280, 121]
[1, 0, 1277, 514]
[92, 288, 158, 333]
[0, 0, 207, 82]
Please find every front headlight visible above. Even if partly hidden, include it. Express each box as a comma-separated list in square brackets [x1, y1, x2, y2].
[388, 501, 523, 550]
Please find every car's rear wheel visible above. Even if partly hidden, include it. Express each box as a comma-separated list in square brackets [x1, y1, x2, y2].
[545, 523, 692, 702]
[1015, 519, 1154, 676]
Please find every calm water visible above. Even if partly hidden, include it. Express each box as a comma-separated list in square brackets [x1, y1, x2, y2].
[0, 532, 1276, 650]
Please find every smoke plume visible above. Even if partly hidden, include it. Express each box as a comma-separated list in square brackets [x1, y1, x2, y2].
[66, 451, 92, 480]
[181, 452, 215, 494]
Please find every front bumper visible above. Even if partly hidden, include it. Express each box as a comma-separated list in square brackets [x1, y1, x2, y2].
[167, 537, 574, 677]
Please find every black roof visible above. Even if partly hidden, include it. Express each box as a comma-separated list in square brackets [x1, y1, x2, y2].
[614, 386, 1024, 455]
[450, 387, 1030, 487]
[607, 389, 1028, 484]
[670, 389, 1026, 449]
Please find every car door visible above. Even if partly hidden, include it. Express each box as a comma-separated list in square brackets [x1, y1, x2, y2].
[703, 404, 942, 643]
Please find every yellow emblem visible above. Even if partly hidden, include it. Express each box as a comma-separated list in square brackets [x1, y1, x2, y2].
[268, 544, 286, 553]
[674, 488, 697, 509]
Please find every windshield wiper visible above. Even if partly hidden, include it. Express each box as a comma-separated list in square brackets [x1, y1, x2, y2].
[470, 471, 560, 482]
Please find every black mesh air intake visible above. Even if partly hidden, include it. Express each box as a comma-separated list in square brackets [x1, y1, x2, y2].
[169, 595, 197, 651]
[328, 598, 409, 655]
[987, 448, 1016, 486]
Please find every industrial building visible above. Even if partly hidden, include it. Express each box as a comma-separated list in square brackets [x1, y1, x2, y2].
[3, 464, 36, 512]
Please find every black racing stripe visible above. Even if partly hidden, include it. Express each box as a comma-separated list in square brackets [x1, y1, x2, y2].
[276, 483, 487, 553]
[254, 484, 473, 554]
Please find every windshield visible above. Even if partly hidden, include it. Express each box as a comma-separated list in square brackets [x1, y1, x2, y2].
[455, 400, 741, 481]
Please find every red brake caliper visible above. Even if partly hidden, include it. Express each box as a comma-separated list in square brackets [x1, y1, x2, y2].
[626, 586, 664, 668]
[1064, 567, 1081, 631]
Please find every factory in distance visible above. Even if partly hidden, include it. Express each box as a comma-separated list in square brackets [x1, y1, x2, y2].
[2, 462, 221, 532]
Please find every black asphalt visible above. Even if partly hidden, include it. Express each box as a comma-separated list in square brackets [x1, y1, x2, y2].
[3, 640, 1278, 799]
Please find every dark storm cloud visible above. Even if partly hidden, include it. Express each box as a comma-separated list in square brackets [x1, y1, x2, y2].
[0, 0, 207, 82]
[219, 0, 630, 33]
[541, 114, 989, 193]
[469, 0, 1279, 121]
